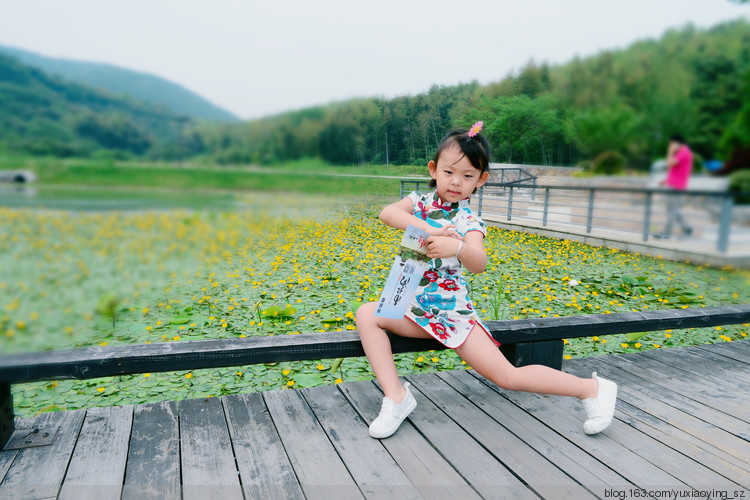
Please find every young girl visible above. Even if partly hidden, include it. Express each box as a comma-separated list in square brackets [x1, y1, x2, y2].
[356, 123, 617, 439]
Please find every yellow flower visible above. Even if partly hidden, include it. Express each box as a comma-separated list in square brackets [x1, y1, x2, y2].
[335, 378, 343, 384]
[634, 343, 641, 348]
[185, 373, 193, 379]
[287, 380, 295, 387]
[142, 308, 149, 314]
[317, 364, 325, 370]
[237, 371, 243, 377]
[282, 369, 290, 376]
[416, 356, 424, 362]
[621, 343, 629, 348]
[97, 387, 105, 393]
[143, 373, 151, 378]
[564, 354, 572, 360]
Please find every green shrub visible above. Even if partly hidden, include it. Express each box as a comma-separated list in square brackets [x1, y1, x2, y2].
[592, 151, 626, 175]
[729, 168, 750, 204]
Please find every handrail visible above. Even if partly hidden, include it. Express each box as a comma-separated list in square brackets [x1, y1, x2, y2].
[474, 181, 748, 254]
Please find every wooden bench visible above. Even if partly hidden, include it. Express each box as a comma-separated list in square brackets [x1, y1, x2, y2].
[2, 304, 749, 450]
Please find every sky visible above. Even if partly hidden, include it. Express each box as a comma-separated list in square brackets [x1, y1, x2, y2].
[0, 0, 748, 120]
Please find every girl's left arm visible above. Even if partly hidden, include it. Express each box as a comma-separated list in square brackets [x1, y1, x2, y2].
[457, 231, 487, 274]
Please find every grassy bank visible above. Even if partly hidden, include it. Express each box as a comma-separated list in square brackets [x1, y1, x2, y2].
[1, 156, 427, 197]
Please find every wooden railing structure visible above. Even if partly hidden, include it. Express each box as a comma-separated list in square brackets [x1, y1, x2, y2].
[2, 304, 749, 450]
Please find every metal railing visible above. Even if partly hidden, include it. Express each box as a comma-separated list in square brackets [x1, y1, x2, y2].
[399, 179, 748, 254]
[476, 182, 742, 253]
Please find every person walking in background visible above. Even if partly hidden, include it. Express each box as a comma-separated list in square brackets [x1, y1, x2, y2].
[656, 134, 693, 238]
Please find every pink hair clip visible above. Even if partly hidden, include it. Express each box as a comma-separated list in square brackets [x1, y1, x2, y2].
[468, 121, 483, 137]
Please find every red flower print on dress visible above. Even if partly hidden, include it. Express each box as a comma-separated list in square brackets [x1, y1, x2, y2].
[415, 200, 430, 220]
[438, 279, 460, 291]
[424, 270, 440, 282]
[430, 321, 450, 340]
[432, 199, 453, 211]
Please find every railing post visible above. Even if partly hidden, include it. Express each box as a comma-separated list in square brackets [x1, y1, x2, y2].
[718, 194, 733, 253]
[478, 186, 484, 216]
[508, 186, 514, 221]
[586, 189, 595, 233]
[643, 191, 652, 241]
[1, 382, 14, 450]
[543, 188, 550, 226]
[400, 180, 405, 199]
[531, 177, 537, 201]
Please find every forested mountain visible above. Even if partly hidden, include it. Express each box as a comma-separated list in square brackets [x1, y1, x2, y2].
[1, 19, 748, 169]
[191, 18, 750, 169]
[0, 52, 191, 158]
[0, 45, 238, 122]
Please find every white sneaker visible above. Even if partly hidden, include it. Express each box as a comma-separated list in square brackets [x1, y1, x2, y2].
[368, 382, 417, 439]
[582, 372, 618, 435]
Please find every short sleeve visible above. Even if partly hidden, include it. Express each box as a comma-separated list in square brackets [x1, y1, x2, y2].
[457, 209, 486, 238]
[408, 191, 430, 216]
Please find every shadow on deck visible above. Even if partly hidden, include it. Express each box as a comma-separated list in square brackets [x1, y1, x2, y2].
[1, 341, 749, 500]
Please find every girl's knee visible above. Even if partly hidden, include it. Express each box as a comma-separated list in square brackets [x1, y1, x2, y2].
[356, 302, 380, 335]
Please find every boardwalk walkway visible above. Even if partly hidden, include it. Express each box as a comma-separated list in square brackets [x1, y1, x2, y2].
[1, 341, 749, 499]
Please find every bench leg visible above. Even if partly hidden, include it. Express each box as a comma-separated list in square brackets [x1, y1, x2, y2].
[500, 340, 564, 371]
[1, 382, 14, 450]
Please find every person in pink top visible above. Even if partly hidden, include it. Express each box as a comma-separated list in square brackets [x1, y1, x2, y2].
[656, 134, 693, 238]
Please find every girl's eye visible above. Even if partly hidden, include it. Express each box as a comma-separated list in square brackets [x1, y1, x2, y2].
[444, 170, 452, 175]
[465, 175, 474, 179]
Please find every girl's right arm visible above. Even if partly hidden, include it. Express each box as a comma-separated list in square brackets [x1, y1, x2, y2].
[379, 198, 456, 237]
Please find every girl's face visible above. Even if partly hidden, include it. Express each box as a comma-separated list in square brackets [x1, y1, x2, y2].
[428, 144, 489, 203]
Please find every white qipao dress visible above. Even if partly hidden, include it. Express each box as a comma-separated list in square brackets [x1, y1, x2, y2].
[404, 190, 499, 349]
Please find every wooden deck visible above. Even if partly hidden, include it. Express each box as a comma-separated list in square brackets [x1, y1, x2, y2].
[1, 341, 749, 500]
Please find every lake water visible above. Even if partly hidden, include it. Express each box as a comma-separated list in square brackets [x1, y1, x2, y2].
[0, 184, 259, 211]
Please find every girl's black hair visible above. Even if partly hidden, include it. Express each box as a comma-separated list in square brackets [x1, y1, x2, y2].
[428, 129, 491, 189]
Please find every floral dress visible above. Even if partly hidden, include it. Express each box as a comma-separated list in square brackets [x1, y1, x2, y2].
[405, 190, 499, 349]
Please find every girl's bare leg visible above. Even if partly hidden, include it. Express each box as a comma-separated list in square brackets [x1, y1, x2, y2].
[356, 301, 433, 402]
[454, 324, 599, 400]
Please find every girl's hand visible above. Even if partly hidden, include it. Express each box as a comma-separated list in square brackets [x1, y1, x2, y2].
[428, 224, 461, 239]
[425, 235, 461, 259]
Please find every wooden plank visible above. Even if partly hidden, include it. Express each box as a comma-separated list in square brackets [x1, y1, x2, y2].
[263, 388, 363, 500]
[471, 371, 690, 490]
[222, 392, 304, 500]
[613, 398, 750, 485]
[0, 449, 17, 484]
[550, 366, 740, 490]
[0, 409, 84, 499]
[393, 374, 536, 499]
[694, 339, 750, 363]
[406, 372, 596, 500]
[639, 345, 750, 391]
[179, 397, 242, 500]
[339, 380, 481, 500]
[302, 384, 422, 499]
[567, 355, 750, 463]
[2, 305, 748, 384]
[595, 353, 750, 439]
[439, 370, 634, 490]
[122, 401, 180, 500]
[58, 405, 133, 500]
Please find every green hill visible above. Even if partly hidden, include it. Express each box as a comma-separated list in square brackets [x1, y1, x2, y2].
[0, 45, 238, 122]
[0, 52, 195, 158]
[188, 18, 750, 169]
